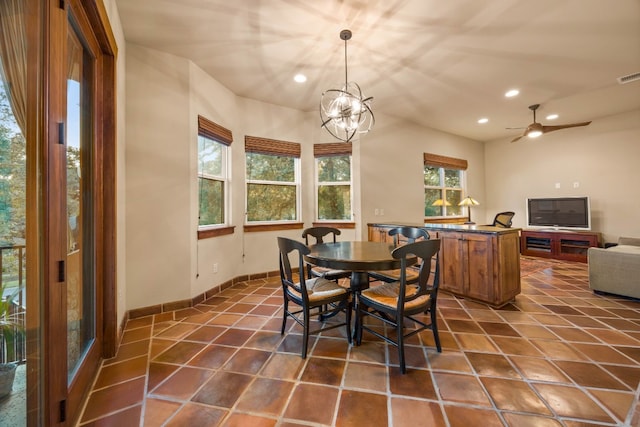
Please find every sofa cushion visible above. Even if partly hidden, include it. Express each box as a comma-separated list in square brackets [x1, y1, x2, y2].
[618, 237, 640, 247]
[607, 244, 640, 254]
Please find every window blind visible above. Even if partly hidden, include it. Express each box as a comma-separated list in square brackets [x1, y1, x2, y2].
[245, 136, 301, 158]
[423, 152, 468, 170]
[313, 142, 352, 157]
[198, 115, 233, 145]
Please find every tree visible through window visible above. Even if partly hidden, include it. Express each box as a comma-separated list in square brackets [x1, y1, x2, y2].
[245, 136, 300, 223]
[197, 115, 232, 229]
[198, 135, 227, 226]
[316, 155, 351, 221]
[423, 152, 468, 218]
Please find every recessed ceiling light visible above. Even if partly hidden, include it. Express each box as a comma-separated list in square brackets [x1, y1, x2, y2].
[477, 118, 489, 124]
[546, 114, 558, 120]
[294, 73, 307, 83]
[505, 89, 519, 98]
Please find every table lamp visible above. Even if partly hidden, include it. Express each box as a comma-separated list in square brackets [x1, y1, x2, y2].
[458, 196, 480, 224]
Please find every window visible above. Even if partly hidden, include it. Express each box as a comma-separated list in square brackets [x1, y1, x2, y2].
[423, 153, 468, 218]
[245, 136, 300, 223]
[198, 115, 232, 228]
[314, 143, 353, 221]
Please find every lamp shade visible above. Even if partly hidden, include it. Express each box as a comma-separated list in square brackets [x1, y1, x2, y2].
[458, 196, 480, 207]
[458, 196, 479, 224]
[432, 199, 452, 207]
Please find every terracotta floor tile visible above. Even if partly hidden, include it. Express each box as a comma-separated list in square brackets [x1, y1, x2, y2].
[509, 356, 569, 382]
[283, 383, 339, 425]
[501, 412, 563, 427]
[588, 388, 635, 424]
[343, 361, 388, 392]
[433, 372, 492, 406]
[153, 341, 206, 364]
[481, 377, 552, 415]
[574, 342, 638, 365]
[532, 383, 614, 423]
[466, 352, 521, 379]
[260, 353, 305, 380]
[142, 398, 181, 427]
[235, 378, 294, 416]
[492, 336, 544, 357]
[300, 357, 345, 386]
[213, 327, 255, 346]
[94, 355, 148, 389]
[446, 319, 484, 334]
[553, 360, 628, 390]
[183, 325, 226, 343]
[222, 348, 271, 374]
[478, 321, 521, 337]
[104, 339, 150, 365]
[151, 366, 213, 400]
[391, 397, 446, 427]
[164, 403, 227, 427]
[443, 405, 504, 427]
[221, 413, 277, 427]
[427, 350, 473, 373]
[335, 389, 387, 427]
[192, 371, 253, 408]
[455, 332, 499, 352]
[389, 367, 437, 399]
[81, 377, 146, 422]
[77, 258, 640, 427]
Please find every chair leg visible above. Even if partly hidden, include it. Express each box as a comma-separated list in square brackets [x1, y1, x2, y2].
[302, 306, 310, 359]
[345, 300, 352, 344]
[430, 307, 442, 353]
[355, 299, 363, 345]
[397, 316, 406, 374]
[281, 299, 289, 335]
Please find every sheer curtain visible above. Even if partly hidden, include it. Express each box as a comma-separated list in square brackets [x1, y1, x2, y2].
[0, 0, 27, 135]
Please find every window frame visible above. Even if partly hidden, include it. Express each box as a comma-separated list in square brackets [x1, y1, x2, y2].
[244, 136, 301, 225]
[423, 153, 468, 220]
[197, 115, 234, 239]
[314, 143, 354, 223]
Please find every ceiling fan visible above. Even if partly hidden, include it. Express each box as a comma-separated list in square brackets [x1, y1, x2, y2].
[510, 104, 592, 143]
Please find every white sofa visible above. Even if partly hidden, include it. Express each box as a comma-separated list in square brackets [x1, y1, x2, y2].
[588, 237, 640, 299]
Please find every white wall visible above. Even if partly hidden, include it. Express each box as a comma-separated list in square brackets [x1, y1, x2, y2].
[484, 109, 640, 243]
[358, 114, 486, 239]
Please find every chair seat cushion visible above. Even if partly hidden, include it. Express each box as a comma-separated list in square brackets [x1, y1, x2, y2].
[360, 282, 430, 310]
[289, 277, 348, 302]
[310, 266, 350, 278]
[370, 267, 419, 282]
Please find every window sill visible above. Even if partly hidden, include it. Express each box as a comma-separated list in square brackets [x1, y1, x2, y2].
[198, 226, 235, 240]
[244, 222, 304, 232]
[312, 221, 356, 229]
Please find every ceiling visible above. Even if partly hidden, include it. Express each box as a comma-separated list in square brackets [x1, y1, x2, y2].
[115, 0, 640, 142]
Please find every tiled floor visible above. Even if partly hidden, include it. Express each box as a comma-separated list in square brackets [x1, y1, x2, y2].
[77, 257, 640, 426]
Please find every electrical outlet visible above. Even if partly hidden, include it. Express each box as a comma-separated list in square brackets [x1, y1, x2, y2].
[213, 263, 218, 273]
[374, 208, 379, 216]
[555, 182, 561, 189]
[380, 209, 384, 215]
[573, 181, 580, 188]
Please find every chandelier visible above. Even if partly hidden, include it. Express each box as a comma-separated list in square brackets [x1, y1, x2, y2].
[320, 29, 374, 142]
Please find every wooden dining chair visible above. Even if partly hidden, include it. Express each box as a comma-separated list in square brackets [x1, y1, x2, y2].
[356, 239, 441, 374]
[369, 226, 430, 284]
[277, 237, 352, 358]
[302, 226, 351, 283]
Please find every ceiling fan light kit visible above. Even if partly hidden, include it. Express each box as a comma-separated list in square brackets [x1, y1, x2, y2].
[510, 103, 591, 143]
[320, 29, 375, 143]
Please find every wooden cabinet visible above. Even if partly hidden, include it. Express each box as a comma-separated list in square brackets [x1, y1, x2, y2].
[520, 229, 601, 262]
[437, 229, 520, 308]
[368, 223, 521, 308]
[368, 223, 436, 244]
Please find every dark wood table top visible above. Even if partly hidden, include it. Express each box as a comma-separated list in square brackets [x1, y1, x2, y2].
[305, 241, 414, 272]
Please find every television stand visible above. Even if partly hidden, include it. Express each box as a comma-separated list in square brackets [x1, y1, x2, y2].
[521, 229, 602, 263]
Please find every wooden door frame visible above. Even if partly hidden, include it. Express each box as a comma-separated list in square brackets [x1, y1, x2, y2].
[30, 0, 117, 424]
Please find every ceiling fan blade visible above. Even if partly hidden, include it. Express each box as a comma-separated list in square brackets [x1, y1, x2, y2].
[511, 134, 524, 143]
[542, 121, 592, 133]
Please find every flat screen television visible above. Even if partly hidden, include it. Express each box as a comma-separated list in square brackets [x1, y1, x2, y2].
[526, 196, 591, 230]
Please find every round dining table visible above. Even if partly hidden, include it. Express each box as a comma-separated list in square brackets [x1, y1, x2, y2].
[304, 241, 415, 291]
